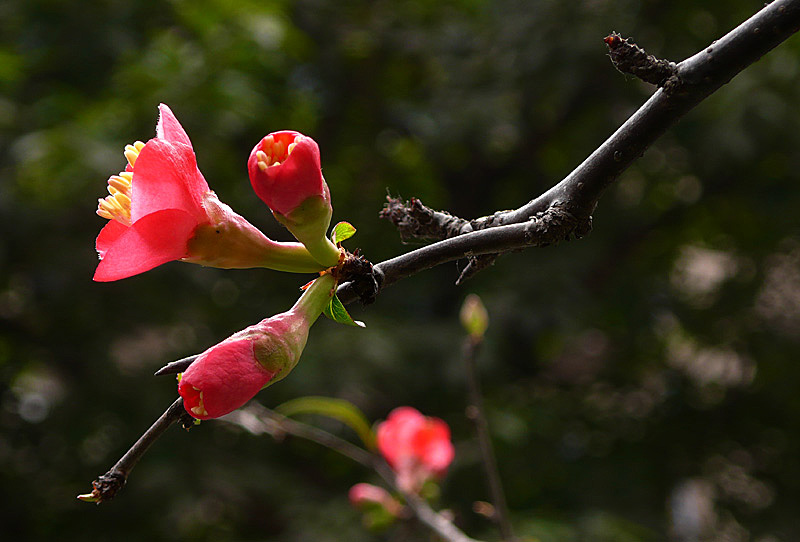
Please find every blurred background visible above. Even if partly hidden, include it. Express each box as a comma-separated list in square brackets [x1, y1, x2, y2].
[2, 0, 800, 540]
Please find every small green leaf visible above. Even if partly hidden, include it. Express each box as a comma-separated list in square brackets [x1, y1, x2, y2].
[331, 221, 357, 245]
[276, 396, 376, 450]
[323, 293, 366, 327]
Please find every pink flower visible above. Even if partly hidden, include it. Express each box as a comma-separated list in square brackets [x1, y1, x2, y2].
[377, 407, 455, 493]
[95, 105, 323, 282]
[178, 273, 337, 420]
[247, 131, 341, 267]
[247, 131, 328, 216]
[348, 483, 403, 517]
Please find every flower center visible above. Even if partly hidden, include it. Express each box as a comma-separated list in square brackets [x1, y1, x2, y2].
[255, 134, 299, 172]
[178, 376, 209, 418]
[96, 141, 146, 226]
[189, 387, 208, 418]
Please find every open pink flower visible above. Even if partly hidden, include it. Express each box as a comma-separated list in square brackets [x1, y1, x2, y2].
[247, 131, 341, 267]
[377, 407, 455, 493]
[178, 273, 337, 420]
[95, 105, 323, 281]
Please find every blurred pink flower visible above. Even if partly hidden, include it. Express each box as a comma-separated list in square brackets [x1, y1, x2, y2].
[377, 406, 455, 493]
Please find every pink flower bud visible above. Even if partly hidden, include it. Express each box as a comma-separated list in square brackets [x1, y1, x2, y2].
[348, 483, 403, 517]
[247, 131, 328, 216]
[247, 131, 341, 268]
[178, 334, 278, 420]
[178, 274, 337, 420]
[376, 407, 455, 493]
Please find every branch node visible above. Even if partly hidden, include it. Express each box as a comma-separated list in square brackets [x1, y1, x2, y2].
[84, 471, 127, 504]
[604, 32, 680, 89]
[339, 251, 382, 305]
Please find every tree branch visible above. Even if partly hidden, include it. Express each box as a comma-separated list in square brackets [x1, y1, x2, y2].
[227, 403, 484, 542]
[77, 398, 193, 503]
[374, 0, 800, 282]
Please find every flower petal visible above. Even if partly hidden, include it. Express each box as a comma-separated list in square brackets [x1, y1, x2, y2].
[93, 209, 199, 282]
[95, 219, 129, 259]
[377, 407, 426, 469]
[413, 418, 455, 473]
[130, 139, 209, 223]
[156, 103, 193, 147]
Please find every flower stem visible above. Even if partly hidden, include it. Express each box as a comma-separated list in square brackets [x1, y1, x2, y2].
[263, 241, 331, 273]
[291, 273, 337, 324]
[301, 235, 342, 268]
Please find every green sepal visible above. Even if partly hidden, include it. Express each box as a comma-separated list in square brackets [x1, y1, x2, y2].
[331, 221, 357, 245]
[276, 395, 376, 450]
[323, 293, 365, 327]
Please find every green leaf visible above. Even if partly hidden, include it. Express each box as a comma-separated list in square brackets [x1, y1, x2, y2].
[276, 396, 376, 450]
[331, 221, 357, 245]
[323, 293, 366, 327]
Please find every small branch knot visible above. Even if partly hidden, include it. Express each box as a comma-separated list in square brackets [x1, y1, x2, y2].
[87, 471, 127, 504]
[527, 204, 593, 246]
[604, 32, 679, 89]
[338, 251, 382, 305]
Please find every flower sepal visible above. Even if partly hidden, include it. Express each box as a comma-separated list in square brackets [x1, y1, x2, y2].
[272, 193, 342, 268]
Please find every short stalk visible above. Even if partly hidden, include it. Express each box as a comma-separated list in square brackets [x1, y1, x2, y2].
[301, 235, 342, 268]
[263, 241, 331, 273]
[292, 273, 338, 324]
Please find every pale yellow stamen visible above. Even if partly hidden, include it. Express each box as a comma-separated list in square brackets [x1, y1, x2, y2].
[189, 388, 208, 417]
[124, 140, 146, 168]
[256, 134, 300, 171]
[96, 144, 140, 226]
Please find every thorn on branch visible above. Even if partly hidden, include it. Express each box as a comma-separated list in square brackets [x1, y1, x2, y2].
[604, 32, 680, 90]
[154, 354, 199, 376]
[456, 255, 498, 285]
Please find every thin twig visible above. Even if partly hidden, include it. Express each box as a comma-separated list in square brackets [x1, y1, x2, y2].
[462, 336, 516, 542]
[153, 354, 198, 376]
[78, 398, 191, 503]
[227, 404, 484, 542]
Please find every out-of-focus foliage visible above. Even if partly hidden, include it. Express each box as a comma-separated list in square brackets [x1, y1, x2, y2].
[2, 0, 800, 540]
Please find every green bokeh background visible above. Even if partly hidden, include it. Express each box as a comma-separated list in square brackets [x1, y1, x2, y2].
[2, 1, 800, 540]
